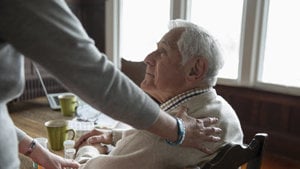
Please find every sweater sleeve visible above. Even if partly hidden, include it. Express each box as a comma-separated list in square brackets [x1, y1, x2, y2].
[75, 145, 101, 164]
[111, 129, 124, 146]
[0, 0, 160, 129]
[15, 127, 26, 142]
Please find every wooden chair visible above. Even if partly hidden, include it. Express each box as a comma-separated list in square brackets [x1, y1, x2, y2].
[121, 59, 146, 86]
[202, 133, 268, 169]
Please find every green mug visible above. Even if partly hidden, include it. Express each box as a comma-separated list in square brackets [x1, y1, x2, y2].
[44, 120, 76, 151]
[58, 94, 77, 116]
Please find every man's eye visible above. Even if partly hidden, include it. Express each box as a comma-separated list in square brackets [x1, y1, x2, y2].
[158, 49, 166, 56]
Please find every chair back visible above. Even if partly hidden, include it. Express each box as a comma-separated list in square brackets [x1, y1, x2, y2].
[121, 59, 146, 86]
[202, 133, 268, 169]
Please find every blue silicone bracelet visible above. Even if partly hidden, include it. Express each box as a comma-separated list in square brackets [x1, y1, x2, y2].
[166, 117, 186, 146]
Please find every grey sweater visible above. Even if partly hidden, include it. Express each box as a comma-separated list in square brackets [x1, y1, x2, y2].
[0, 0, 160, 168]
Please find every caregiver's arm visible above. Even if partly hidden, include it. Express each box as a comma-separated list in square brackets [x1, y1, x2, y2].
[148, 108, 221, 153]
[1, 0, 221, 152]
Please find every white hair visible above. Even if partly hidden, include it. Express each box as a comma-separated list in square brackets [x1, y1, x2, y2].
[168, 19, 224, 86]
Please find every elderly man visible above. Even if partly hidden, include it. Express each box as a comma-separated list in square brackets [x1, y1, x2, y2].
[74, 19, 243, 169]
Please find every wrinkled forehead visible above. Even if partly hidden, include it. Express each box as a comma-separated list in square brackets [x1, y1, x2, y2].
[158, 27, 185, 49]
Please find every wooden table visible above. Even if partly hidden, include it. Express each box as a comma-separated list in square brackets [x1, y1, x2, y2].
[9, 97, 74, 169]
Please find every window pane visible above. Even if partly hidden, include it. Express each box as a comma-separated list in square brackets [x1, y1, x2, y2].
[190, 0, 244, 79]
[120, 0, 170, 62]
[261, 0, 300, 87]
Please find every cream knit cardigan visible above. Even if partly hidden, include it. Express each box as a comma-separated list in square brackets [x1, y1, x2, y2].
[77, 89, 244, 169]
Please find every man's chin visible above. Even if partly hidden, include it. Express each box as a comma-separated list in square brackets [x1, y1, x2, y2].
[140, 80, 152, 90]
[141, 85, 155, 96]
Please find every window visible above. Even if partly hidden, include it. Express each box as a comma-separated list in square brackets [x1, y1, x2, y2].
[119, 0, 170, 62]
[106, 0, 300, 96]
[189, 0, 244, 80]
[260, 0, 300, 88]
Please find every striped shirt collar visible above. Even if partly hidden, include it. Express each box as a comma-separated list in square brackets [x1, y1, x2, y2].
[160, 88, 211, 112]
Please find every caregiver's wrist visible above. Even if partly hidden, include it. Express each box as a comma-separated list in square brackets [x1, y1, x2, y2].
[147, 110, 178, 142]
[165, 117, 186, 145]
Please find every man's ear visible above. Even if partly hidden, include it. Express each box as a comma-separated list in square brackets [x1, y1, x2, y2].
[186, 57, 207, 81]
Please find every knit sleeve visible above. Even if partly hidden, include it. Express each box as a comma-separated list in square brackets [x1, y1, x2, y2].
[75, 146, 101, 164]
[0, 0, 160, 130]
[111, 129, 125, 146]
[15, 127, 26, 142]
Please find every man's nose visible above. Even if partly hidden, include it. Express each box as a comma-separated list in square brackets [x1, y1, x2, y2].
[144, 51, 156, 66]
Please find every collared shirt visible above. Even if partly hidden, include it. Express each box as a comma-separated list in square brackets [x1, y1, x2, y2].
[160, 88, 211, 112]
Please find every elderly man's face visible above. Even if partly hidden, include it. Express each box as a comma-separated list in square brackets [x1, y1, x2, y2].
[141, 28, 189, 103]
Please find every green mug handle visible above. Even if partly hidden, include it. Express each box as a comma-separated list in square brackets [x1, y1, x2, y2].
[66, 129, 76, 140]
[73, 100, 78, 108]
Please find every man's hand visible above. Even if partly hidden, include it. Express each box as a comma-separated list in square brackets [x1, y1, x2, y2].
[176, 107, 222, 154]
[75, 129, 113, 154]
